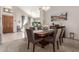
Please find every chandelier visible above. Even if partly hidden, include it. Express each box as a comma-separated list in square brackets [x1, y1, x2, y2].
[41, 6, 50, 11]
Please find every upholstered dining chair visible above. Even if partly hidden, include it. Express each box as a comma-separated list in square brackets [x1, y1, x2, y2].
[26, 29, 43, 52]
[37, 26, 42, 30]
[30, 27, 35, 30]
[45, 28, 61, 52]
[59, 28, 65, 45]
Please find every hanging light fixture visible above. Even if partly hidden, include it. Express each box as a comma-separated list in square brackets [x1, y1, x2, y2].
[41, 6, 50, 11]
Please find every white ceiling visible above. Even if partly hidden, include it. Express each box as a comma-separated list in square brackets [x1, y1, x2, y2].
[18, 6, 40, 18]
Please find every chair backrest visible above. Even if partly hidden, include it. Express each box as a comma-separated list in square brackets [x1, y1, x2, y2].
[30, 27, 35, 30]
[37, 26, 42, 30]
[54, 28, 62, 41]
[60, 28, 65, 38]
[26, 29, 35, 42]
[43, 27, 48, 31]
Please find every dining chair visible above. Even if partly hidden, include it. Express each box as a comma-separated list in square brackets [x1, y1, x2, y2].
[30, 27, 35, 30]
[43, 27, 48, 31]
[59, 28, 65, 45]
[26, 29, 43, 52]
[45, 28, 61, 52]
[37, 26, 42, 30]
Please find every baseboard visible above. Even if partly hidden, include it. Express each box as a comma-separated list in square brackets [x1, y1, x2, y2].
[65, 37, 79, 41]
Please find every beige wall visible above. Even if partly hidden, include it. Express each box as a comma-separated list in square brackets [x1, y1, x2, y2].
[1, 6, 30, 33]
[13, 7, 29, 32]
[44, 6, 79, 39]
[0, 6, 30, 42]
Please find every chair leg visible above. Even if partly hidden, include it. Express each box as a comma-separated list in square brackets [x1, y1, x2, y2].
[27, 41, 30, 49]
[33, 44, 35, 52]
[57, 41, 59, 49]
[41, 45, 45, 48]
[62, 38, 63, 43]
[59, 38, 62, 45]
[53, 43, 55, 52]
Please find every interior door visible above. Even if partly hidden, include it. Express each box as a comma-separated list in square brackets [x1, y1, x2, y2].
[2, 15, 13, 33]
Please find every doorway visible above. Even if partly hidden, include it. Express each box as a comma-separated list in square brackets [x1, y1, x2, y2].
[2, 15, 13, 33]
[2, 15, 24, 43]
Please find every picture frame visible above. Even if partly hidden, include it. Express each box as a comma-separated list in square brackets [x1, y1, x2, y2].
[51, 12, 67, 21]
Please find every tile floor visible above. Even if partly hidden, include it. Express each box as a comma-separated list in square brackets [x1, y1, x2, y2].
[0, 32, 79, 52]
[0, 38, 79, 52]
[2, 32, 25, 43]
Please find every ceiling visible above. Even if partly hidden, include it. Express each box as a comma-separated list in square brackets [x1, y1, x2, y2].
[18, 6, 40, 18]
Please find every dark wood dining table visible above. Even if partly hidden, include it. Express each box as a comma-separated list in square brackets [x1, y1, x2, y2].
[33, 29, 55, 48]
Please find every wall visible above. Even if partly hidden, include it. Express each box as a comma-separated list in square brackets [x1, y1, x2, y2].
[1, 6, 34, 33]
[45, 6, 79, 39]
[0, 7, 2, 43]
[0, 6, 31, 43]
[13, 7, 29, 32]
[1, 6, 27, 32]
[18, 6, 40, 18]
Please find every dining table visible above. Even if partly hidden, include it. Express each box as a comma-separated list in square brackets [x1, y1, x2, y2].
[33, 29, 55, 48]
